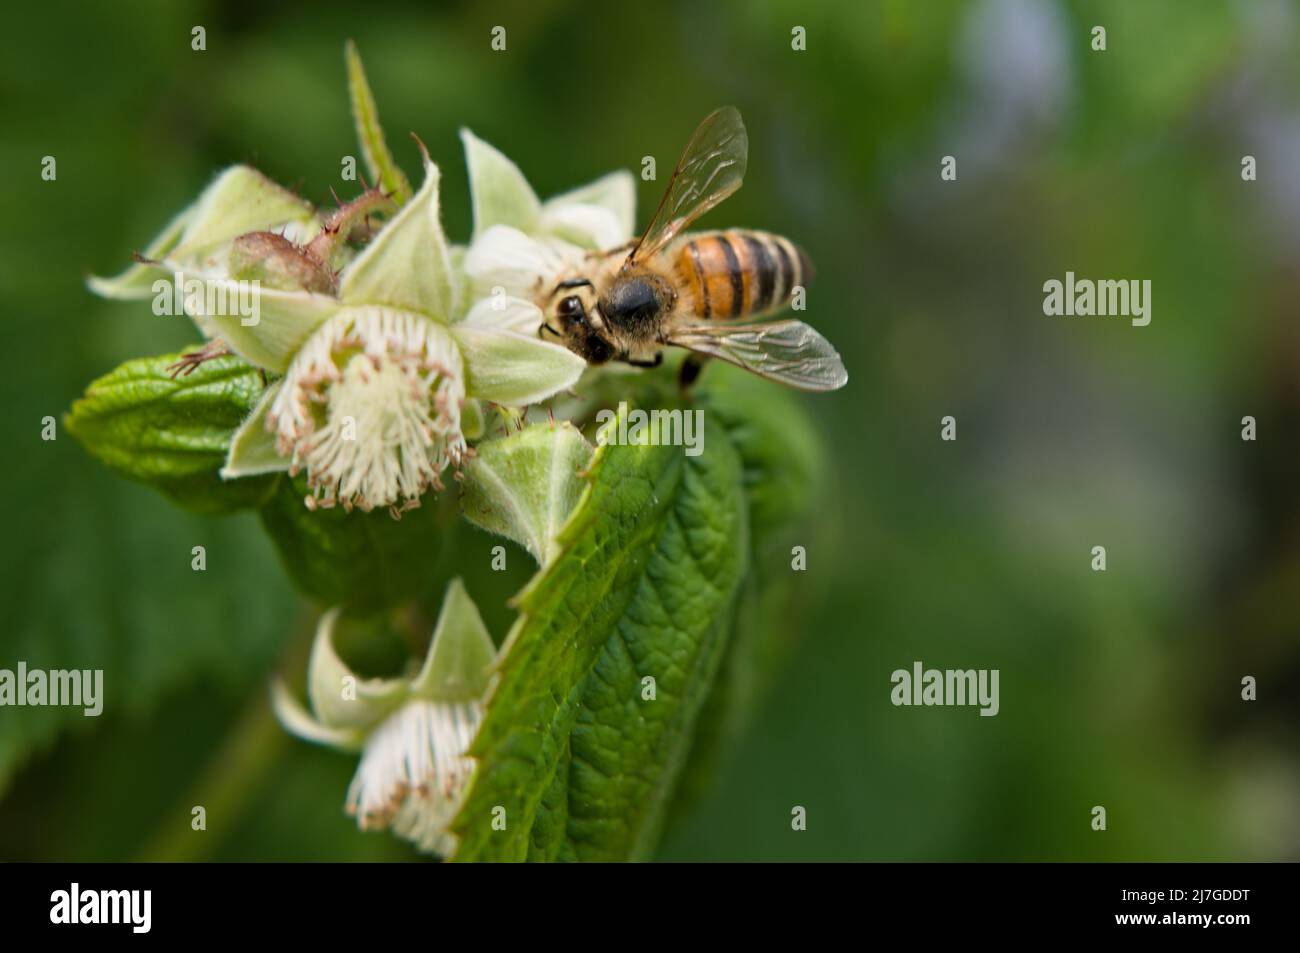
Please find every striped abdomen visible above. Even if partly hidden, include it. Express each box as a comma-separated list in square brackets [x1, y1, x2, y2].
[674, 230, 812, 321]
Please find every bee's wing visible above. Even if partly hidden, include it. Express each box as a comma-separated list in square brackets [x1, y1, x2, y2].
[625, 107, 748, 268]
[668, 319, 848, 392]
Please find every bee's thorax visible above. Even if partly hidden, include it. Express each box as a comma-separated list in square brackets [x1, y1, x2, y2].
[598, 271, 676, 343]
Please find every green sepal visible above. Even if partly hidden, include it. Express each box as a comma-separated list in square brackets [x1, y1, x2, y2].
[458, 422, 592, 565]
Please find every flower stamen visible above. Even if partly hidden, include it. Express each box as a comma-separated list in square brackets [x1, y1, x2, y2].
[269, 306, 466, 513]
[345, 699, 482, 856]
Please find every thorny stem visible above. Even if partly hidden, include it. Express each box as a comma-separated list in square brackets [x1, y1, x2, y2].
[306, 185, 395, 263]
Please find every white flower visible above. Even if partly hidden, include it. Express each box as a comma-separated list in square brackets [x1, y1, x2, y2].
[458, 128, 637, 328]
[272, 579, 497, 857]
[89, 100, 595, 513]
[164, 154, 588, 513]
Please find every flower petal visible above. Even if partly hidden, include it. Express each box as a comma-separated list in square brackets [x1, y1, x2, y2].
[462, 294, 545, 335]
[222, 380, 290, 479]
[447, 244, 471, 319]
[463, 225, 579, 300]
[460, 128, 540, 238]
[544, 170, 636, 228]
[338, 156, 454, 320]
[453, 324, 586, 406]
[307, 607, 409, 731]
[541, 169, 636, 246]
[539, 201, 627, 251]
[409, 579, 497, 701]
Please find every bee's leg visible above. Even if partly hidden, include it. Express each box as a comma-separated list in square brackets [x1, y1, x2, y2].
[540, 322, 561, 339]
[167, 339, 231, 378]
[679, 355, 706, 391]
[626, 353, 663, 369]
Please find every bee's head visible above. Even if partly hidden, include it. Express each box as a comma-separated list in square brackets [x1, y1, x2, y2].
[546, 280, 613, 364]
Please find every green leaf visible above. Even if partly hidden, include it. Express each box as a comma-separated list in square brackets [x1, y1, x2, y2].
[345, 40, 413, 207]
[66, 352, 280, 513]
[259, 475, 455, 613]
[450, 411, 748, 861]
[458, 422, 592, 564]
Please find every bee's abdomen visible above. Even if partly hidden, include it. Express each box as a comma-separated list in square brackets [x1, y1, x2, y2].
[676, 230, 811, 321]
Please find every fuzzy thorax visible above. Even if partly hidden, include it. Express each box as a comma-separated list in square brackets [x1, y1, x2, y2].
[269, 306, 466, 513]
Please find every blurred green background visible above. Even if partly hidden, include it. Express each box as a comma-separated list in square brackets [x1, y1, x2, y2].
[2, 0, 1298, 861]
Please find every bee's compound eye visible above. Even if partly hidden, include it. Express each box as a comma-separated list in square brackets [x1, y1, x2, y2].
[558, 295, 584, 319]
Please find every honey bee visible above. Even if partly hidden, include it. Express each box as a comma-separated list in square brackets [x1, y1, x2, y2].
[539, 107, 848, 391]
